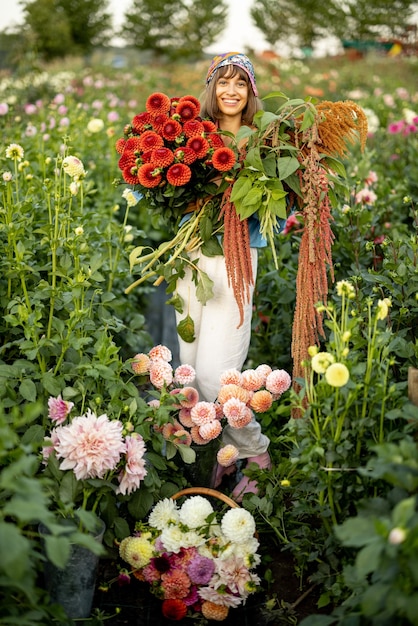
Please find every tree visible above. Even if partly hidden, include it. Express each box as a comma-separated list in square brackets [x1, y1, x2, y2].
[121, 0, 228, 60]
[250, 0, 418, 51]
[21, 0, 113, 60]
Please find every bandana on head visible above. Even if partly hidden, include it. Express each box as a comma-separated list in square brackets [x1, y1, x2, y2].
[205, 52, 258, 97]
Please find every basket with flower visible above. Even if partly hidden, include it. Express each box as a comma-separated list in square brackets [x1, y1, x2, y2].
[117, 488, 261, 621]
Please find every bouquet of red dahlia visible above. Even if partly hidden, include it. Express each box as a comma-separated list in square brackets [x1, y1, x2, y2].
[116, 92, 237, 226]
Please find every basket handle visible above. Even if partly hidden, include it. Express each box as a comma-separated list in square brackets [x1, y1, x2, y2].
[171, 487, 239, 509]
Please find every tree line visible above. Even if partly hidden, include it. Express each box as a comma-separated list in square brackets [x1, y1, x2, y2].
[2, 0, 417, 62]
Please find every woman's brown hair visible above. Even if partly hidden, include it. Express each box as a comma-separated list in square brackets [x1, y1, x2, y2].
[200, 65, 262, 126]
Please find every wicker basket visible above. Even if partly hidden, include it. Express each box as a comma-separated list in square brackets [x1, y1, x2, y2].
[171, 486, 239, 509]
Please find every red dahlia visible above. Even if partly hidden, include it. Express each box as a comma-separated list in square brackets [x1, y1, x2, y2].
[162, 119, 183, 142]
[207, 133, 224, 149]
[137, 163, 162, 188]
[176, 100, 198, 122]
[115, 138, 126, 154]
[151, 147, 175, 168]
[122, 165, 139, 185]
[178, 94, 201, 116]
[161, 599, 188, 621]
[124, 136, 142, 153]
[186, 136, 210, 159]
[145, 92, 171, 115]
[118, 151, 136, 170]
[173, 147, 197, 165]
[131, 112, 152, 133]
[201, 119, 217, 133]
[212, 147, 236, 171]
[182, 119, 205, 138]
[151, 113, 170, 132]
[166, 163, 192, 186]
[138, 130, 164, 152]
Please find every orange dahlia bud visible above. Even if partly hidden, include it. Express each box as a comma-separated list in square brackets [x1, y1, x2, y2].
[201, 601, 229, 621]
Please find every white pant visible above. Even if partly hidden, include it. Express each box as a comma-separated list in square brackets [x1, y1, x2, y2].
[175, 250, 270, 459]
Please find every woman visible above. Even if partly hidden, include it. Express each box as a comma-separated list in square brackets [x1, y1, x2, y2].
[175, 52, 278, 502]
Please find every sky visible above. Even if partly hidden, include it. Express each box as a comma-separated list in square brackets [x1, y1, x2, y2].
[0, 0, 273, 52]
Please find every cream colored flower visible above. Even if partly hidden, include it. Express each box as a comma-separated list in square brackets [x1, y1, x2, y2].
[325, 362, 350, 387]
[74, 226, 84, 236]
[311, 351, 335, 374]
[122, 188, 140, 207]
[62, 155, 85, 179]
[5, 143, 24, 161]
[87, 118, 104, 133]
[376, 298, 391, 321]
[336, 280, 355, 298]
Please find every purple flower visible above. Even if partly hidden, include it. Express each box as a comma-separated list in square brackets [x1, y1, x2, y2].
[187, 555, 215, 585]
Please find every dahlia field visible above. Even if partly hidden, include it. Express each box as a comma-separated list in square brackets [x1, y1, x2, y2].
[0, 51, 417, 625]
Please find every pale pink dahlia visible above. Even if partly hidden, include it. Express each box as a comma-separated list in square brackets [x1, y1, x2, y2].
[178, 407, 194, 428]
[219, 368, 242, 386]
[224, 402, 253, 429]
[255, 363, 272, 384]
[149, 359, 173, 388]
[149, 344, 172, 362]
[190, 425, 208, 445]
[217, 444, 239, 467]
[174, 364, 196, 385]
[241, 369, 264, 391]
[48, 395, 74, 424]
[199, 419, 222, 441]
[265, 369, 292, 395]
[190, 401, 217, 426]
[54, 409, 126, 480]
[116, 434, 147, 495]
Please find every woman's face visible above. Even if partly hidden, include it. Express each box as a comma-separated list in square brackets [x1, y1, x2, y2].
[215, 69, 249, 120]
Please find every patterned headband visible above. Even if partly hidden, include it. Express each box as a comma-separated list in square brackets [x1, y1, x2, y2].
[205, 52, 258, 97]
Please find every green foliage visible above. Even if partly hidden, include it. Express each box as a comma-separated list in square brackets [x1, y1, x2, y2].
[121, 0, 228, 60]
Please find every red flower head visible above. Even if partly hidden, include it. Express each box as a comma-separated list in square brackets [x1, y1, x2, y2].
[176, 99, 199, 123]
[118, 151, 136, 171]
[178, 94, 201, 116]
[151, 147, 175, 168]
[122, 165, 140, 185]
[124, 136, 142, 153]
[162, 119, 183, 142]
[167, 163, 192, 186]
[182, 119, 205, 138]
[131, 112, 152, 134]
[202, 119, 217, 133]
[146, 92, 171, 115]
[161, 599, 187, 621]
[115, 138, 126, 154]
[207, 133, 225, 150]
[137, 163, 162, 188]
[186, 136, 210, 160]
[151, 113, 170, 133]
[138, 130, 164, 152]
[173, 147, 197, 165]
[212, 146, 236, 172]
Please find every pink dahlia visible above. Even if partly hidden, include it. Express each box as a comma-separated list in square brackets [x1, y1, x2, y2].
[174, 364, 196, 385]
[199, 420, 222, 441]
[149, 344, 172, 362]
[54, 410, 126, 480]
[178, 407, 194, 428]
[149, 359, 173, 388]
[265, 369, 292, 395]
[190, 401, 217, 426]
[116, 434, 147, 495]
[161, 569, 191, 599]
[178, 386, 199, 408]
[219, 368, 242, 386]
[217, 444, 239, 467]
[225, 403, 253, 429]
[48, 395, 74, 424]
[241, 368, 264, 391]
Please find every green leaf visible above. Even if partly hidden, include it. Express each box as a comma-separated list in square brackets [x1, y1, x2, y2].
[323, 156, 347, 178]
[299, 107, 316, 131]
[128, 487, 154, 519]
[230, 177, 253, 202]
[355, 540, 383, 578]
[200, 237, 223, 257]
[41, 371, 63, 396]
[113, 516, 131, 540]
[0, 522, 31, 579]
[19, 379, 37, 402]
[42, 534, 71, 569]
[177, 314, 195, 343]
[199, 215, 213, 242]
[195, 271, 214, 306]
[166, 293, 184, 314]
[177, 444, 196, 464]
[335, 516, 377, 547]
[276, 156, 300, 179]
